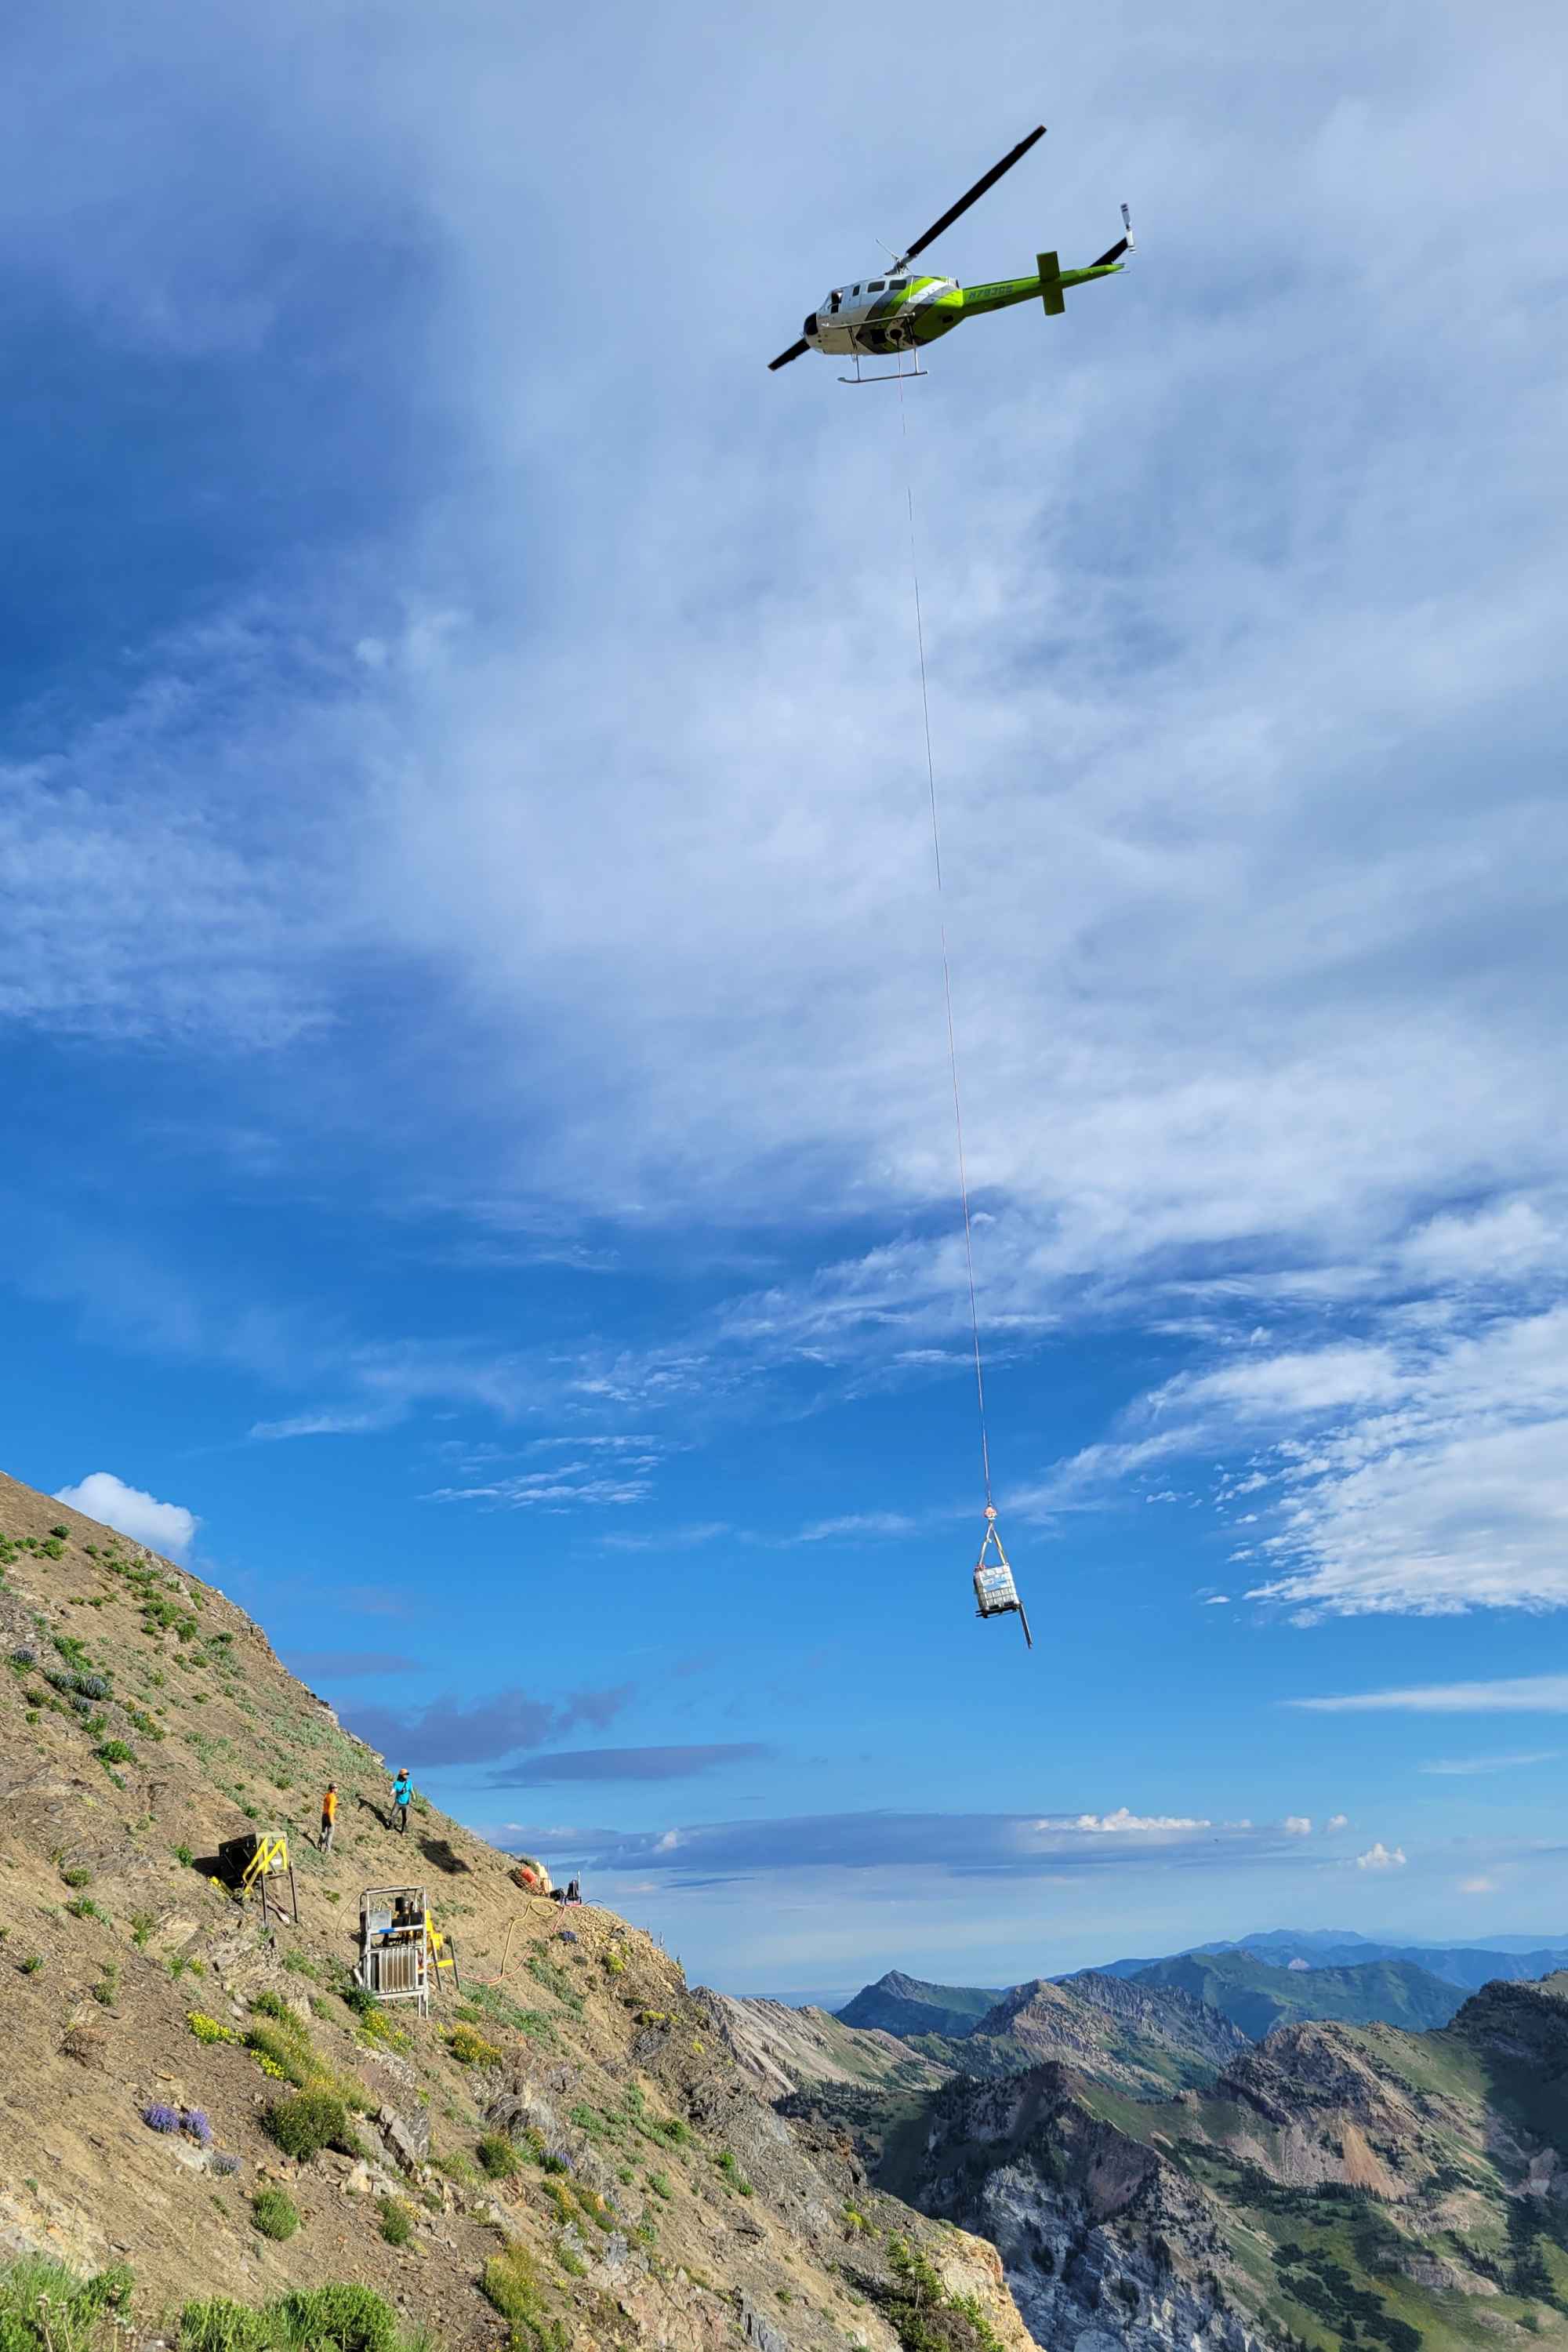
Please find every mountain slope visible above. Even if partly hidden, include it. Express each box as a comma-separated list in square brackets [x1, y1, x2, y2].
[866, 1982, 1568, 2350]
[699, 1991, 953, 2101]
[1123, 1947, 1466, 2035]
[0, 1467, 1031, 2352]
[917, 1970, 1252, 2096]
[837, 1970, 1004, 2038]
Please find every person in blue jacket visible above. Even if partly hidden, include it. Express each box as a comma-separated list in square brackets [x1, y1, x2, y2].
[390, 1768, 413, 1833]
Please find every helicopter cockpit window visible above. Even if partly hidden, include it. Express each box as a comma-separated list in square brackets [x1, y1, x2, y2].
[828, 289, 841, 313]
[890, 278, 909, 288]
[868, 280, 885, 292]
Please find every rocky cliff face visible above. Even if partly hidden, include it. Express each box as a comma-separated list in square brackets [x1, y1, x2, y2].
[699, 1991, 952, 2102]
[858, 1990, 1568, 2352]
[891, 2067, 1273, 2352]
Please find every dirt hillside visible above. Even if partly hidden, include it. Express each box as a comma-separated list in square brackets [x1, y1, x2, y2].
[0, 1468, 1032, 2352]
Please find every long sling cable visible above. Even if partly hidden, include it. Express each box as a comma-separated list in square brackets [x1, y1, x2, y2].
[896, 375, 992, 1512]
[896, 376, 1031, 1648]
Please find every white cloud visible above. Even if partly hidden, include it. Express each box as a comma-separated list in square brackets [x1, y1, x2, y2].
[1323, 1813, 1350, 1833]
[1354, 1842, 1407, 1872]
[1419, 1751, 1559, 1776]
[793, 1512, 920, 1543]
[1283, 1816, 1312, 1836]
[1070, 1809, 1210, 1834]
[1154, 1346, 1400, 1421]
[1459, 1875, 1499, 1895]
[1202, 1593, 1231, 1606]
[1294, 1676, 1568, 1715]
[54, 1471, 198, 1557]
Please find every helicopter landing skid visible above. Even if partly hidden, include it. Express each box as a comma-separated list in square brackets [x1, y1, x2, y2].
[838, 356, 927, 385]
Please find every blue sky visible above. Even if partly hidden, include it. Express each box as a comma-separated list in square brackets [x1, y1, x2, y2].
[3, 0, 1566, 1997]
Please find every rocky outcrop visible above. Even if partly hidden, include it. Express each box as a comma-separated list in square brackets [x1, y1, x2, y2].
[953, 1973, 1249, 2096]
[904, 2068, 1276, 2352]
[699, 1989, 952, 2100]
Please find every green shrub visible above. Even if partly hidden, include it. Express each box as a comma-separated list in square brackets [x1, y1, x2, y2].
[265, 2088, 353, 2162]
[250, 2186, 299, 2242]
[130, 1911, 157, 1950]
[481, 2242, 551, 2332]
[49, 1525, 71, 1541]
[274, 2285, 398, 2352]
[95, 1740, 136, 1765]
[176, 2298, 274, 2351]
[446, 2022, 503, 2067]
[379, 2197, 413, 2247]
[250, 1989, 293, 2023]
[60, 1867, 93, 1889]
[477, 2134, 521, 2181]
[174, 1842, 194, 1867]
[245, 2023, 315, 2089]
[0, 2254, 134, 2348]
[20, 1955, 43, 1975]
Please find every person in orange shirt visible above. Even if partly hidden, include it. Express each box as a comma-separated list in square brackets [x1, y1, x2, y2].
[319, 1783, 338, 1853]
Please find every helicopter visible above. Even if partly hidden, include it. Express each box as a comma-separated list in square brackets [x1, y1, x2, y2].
[768, 126, 1131, 383]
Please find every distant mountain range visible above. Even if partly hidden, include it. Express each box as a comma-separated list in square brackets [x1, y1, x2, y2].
[1112, 1945, 1465, 2036]
[1095, 1926, 1568, 1989]
[836, 1967, 1004, 2038]
[831, 1927, 1568, 2049]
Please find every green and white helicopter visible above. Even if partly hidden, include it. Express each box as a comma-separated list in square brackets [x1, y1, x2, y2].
[768, 125, 1131, 383]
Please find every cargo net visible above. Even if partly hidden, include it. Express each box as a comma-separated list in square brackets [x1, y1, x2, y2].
[972, 1509, 1032, 1648]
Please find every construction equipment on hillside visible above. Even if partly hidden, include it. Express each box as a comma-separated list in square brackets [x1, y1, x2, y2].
[216, 1830, 300, 1927]
[355, 1886, 462, 2019]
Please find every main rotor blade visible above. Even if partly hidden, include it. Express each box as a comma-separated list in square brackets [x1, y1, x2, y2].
[1089, 234, 1130, 268]
[768, 338, 811, 371]
[902, 124, 1046, 264]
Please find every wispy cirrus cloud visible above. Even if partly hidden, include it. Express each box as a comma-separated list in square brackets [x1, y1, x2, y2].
[1419, 1751, 1559, 1777]
[496, 1807, 1343, 1886]
[1293, 1677, 1568, 1715]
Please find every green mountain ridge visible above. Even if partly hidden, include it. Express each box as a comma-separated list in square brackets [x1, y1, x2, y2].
[836, 1969, 1004, 2038]
[1123, 1947, 1468, 2036]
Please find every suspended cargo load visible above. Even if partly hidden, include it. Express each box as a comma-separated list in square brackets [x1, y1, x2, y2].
[973, 1509, 1032, 1648]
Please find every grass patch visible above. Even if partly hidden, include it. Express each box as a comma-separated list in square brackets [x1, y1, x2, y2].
[481, 2243, 565, 2352]
[477, 2134, 521, 2180]
[264, 2088, 357, 2163]
[251, 2186, 299, 2242]
[379, 2197, 414, 2247]
[524, 1953, 585, 2018]
[0, 2255, 134, 2349]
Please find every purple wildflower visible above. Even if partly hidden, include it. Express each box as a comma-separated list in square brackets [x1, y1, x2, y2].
[183, 2108, 213, 2146]
[143, 2103, 181, 2133]
[210, 2151, 241, 2176]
